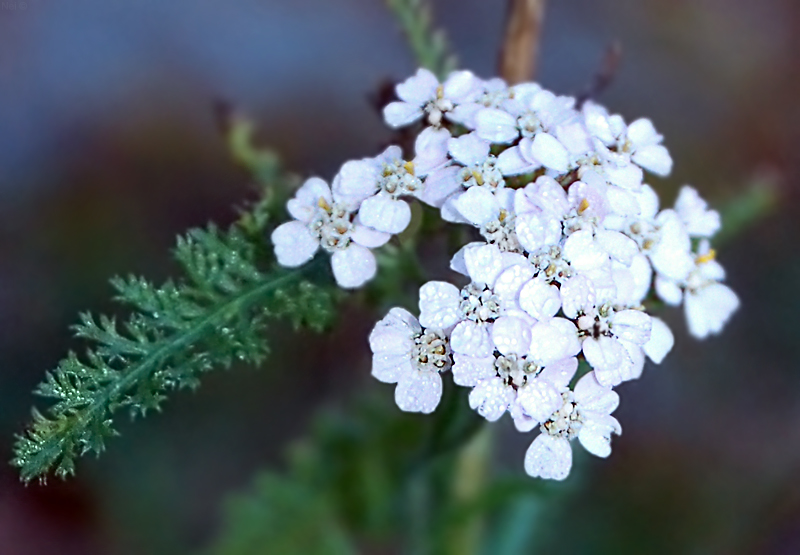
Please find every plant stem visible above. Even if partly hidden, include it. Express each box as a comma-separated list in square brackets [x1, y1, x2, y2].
[444, 427, 493, 555]
[499, 0, 547, 84]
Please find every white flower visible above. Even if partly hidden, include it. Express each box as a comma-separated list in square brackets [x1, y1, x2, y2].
[615, 187, 695, 283]
[271, 177, 390, 288]
[370, 308, 450, 414]
[657, 241, 739, 339]
[421, 132, 509, 222]
[674, 185, 721, 238]
[475, 85, 576, 144]
[524, 371, 621, 480]
[577, 304, 653, 387]
[383, 69, 482, 128]
[333, 146, 422, 234]
[419, 244, 527, 358]
[451, 187, 522, 252]
[447, 77, 513, 128]
[496, 132, 570, 175]
[582, 101, 673, 177]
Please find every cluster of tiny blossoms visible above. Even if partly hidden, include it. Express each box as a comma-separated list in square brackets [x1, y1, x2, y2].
[272, 68, 740, 480]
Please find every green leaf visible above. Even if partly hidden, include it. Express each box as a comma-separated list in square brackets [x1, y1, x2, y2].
[208, 473, 356, 555]
[12, 224, 339, 482]
[386, 0, 457, 78]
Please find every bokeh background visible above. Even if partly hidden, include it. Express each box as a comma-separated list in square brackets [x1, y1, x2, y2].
[0, 0, 798, 553]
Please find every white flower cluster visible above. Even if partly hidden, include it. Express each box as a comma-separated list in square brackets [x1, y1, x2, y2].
[272, 68, 740, 479]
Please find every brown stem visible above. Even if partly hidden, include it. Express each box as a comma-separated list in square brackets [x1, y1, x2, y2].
[499, 0, 547, 84]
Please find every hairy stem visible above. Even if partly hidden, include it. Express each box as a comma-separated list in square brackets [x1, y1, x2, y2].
[499, 0, 547, 84]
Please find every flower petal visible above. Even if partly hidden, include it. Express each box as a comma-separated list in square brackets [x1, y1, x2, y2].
[418, 281, 462, 329]
[383, 101, 423, 128]
[491, 315, 533, 356]
[468, 376, 514, 421]
[529, 132, 569, 173]
[517, 379, 562, 423]
[448, 132, 490, 166]
[529, 318, 580, 365]
[643, 317, 674, 364]
[573, 371, 619, 414]
[396, 68, 438, 104]
[454, 186, 499, 227]
[396, 370, 443, 414]
[578, 413, 621, 458]
[271, 221, 319, 267]
[610, 309, 652, 345]
[524, 434, 573, 480]
[330, 244, 376, 288]
[287, 177, 332, 223]
[519, 278, 561, 321]
[358, 195, 412, 234]
[464, 243, 505, 286]
[475, 108, 519, 144]
[451, 320, 494, 357]
[452, 353, 496, 387]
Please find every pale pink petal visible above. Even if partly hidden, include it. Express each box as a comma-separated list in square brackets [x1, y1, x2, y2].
[454, 186, 499, 226]
[537, 357, 578, 389]
[491, 315, 534, 356]
[573, 371, 619, 414]
[452, 353, 496, 387]
[529, 132, 569, 173]
[287, 177, 332, 223]
[493, 263, 535, 308]
[352, 220, 392, 248]
[563, 229, 607, 271]
[448, 132, 490, 166]
[515, 211, 562, 253]
[643, 317, 674, 364]
[475, 108, 519, 144]
[443, 70, 482, 103]
[414, 127, 451, 176]
[464, 243, 505, 286]
[451, 321, 494, 357]
[396, 370, 443, 414]
[685, 283, 739, 339]
[529, 318, 580, 365]
[524, 434, 572, 480]
[271, 221, 319, 267]
[383, 101, 424, 128]
[517, 379, 562, 423]
[655, 275, 683, 306]
[418, 281, 461, 329]
[396, 68, 438, 105]
[560, 275, 596, 319]
[596, 230, 639, 265]
[497, 146, 536, 176]
[633, 144, 673, 176]
[469, 377, 514, 421]
[358, 195, 412, 234]
[627, 118, 661, 146]
[420, 167, 462, 208]
[334, 159, 379, 204]
[519, 278, 560, 321]
[610, 309, 652, 345]
[331, 244, 376, 288]
[578, 413, 620, 458]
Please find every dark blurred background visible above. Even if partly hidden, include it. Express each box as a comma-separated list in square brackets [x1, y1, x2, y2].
[0, 0, 798, 553]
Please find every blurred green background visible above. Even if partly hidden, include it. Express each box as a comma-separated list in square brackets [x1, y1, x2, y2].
[0, 0, 798, 553]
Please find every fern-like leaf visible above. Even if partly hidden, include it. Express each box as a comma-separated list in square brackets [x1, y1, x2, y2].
[386, 0, 457, 78]
[12, 224, 338, 482]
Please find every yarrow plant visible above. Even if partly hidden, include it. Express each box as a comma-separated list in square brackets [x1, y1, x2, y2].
[14, 3, 767, 552]
[273, 67, 739, 480]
